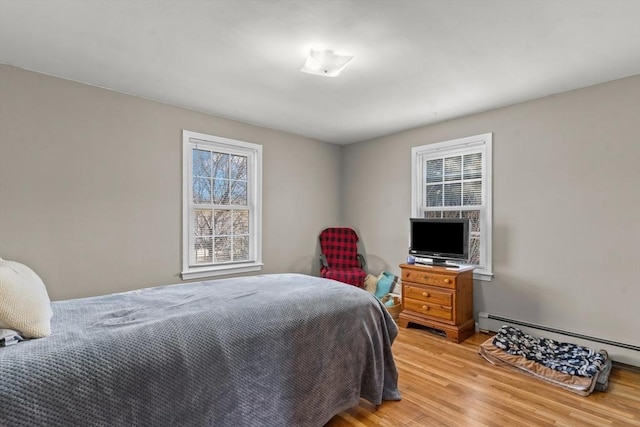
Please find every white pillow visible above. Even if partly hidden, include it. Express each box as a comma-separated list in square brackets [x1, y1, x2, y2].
[0, 257, 53, 338]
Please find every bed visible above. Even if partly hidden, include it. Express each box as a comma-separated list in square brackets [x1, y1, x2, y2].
[0, 273, 401, 426]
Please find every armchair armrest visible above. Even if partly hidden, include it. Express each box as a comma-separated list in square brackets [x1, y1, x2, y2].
[320, 254, 329, 269]
[357, 253, 366, 270]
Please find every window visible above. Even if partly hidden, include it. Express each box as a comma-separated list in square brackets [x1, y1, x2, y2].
[182, 130, 262, 280]
[412, 133, 493, 280]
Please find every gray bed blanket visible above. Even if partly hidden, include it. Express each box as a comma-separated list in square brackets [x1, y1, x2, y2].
[0, 273, 400, 427]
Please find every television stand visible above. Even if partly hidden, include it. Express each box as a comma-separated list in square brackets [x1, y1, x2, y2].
[398, 263, 475, 343]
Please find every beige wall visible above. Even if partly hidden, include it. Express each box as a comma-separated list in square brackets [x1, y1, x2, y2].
[342, 75, 640, 346]
[2, 64, 639, 347]
[0, 65, 341, 300]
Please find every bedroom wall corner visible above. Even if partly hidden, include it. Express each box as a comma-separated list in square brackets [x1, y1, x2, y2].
[340, 75, 640, 348]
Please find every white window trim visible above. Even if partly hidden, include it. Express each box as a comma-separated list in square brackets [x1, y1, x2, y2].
[181, 130, 263, 280]
[411, 133, 493, 281]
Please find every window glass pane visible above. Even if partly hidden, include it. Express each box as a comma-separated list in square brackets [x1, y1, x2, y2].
[443, 211, 461, 219]
[213, 179, 229, 204]
[464, 153, 482, 179]
[214, 209, 232, 235]
[229, 181, 247, 205]
[233, 210, 249, 235]
[463, 181, 482, 206]
[194, 210, 213, 236]
[444, 182, 461, 206]
[425, 159, 443, 183]
[192, 209, 213, 265]
[233, 236, 249, 261]
[214, 236, 231, 262]
[230, 155, 247, 180]
[462, 210, 480, 233]
[469, 237, 480, 265]
[426, 184, 443, 207]
[212, 153, 229, 179]
[193, 149, 211, 177]
[193, 178, 211, 204]
[444, 156, 461, 181]
[425, 211, 442, 219]
[194, 237, 213, 264]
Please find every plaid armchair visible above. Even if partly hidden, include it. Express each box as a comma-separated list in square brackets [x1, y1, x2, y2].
[319, 227, 367, 288]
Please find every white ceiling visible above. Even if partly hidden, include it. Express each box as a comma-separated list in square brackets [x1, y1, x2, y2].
[1, 1, 639, 145]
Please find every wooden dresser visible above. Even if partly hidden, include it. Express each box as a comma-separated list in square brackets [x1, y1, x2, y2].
[398, 263, 475, 343]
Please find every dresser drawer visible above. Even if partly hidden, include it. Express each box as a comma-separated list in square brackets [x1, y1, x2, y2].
[404, 298, 453, 321]
[404, 285, 452, 307]
[402, 269, 456, 289]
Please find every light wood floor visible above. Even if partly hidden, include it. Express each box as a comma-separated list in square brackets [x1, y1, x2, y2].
[326, 327, 640, 427]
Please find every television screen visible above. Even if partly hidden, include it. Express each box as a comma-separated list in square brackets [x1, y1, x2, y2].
[409, 218, 469, 265]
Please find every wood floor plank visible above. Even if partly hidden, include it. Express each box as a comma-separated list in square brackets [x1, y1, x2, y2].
[325, 328, 640, 426]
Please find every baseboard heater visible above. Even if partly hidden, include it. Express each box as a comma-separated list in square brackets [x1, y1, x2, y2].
[478, 312, 640, 367]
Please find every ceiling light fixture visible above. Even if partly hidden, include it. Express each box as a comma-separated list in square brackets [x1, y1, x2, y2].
[300, 49, 354, 77]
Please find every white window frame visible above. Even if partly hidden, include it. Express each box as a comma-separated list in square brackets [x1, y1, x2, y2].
[411, 133, 493, 281]
[181, 130, 263, 280]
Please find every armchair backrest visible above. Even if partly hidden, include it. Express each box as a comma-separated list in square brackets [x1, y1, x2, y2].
[319, 227, 361, 269]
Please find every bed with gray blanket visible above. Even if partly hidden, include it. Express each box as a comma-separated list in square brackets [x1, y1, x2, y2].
[0, 273, 401, 426]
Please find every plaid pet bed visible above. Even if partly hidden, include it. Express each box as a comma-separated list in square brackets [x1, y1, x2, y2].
[492, 325, 607, 378]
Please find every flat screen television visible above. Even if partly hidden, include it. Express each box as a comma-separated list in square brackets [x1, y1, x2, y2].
[409, 218, 469, 267]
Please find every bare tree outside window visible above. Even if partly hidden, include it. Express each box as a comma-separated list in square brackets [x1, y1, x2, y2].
[422, 153, 483, 265]
[191, 149, 249, 265]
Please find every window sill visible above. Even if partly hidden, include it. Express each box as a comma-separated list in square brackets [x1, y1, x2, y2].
[181, 262, 264, 281]
[474, 270, 493, 281]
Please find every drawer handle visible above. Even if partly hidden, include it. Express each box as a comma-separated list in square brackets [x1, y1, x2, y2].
[421, 305, 429, 311]
[444, 279, 451, 284]
[422, 292, 429, 297]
